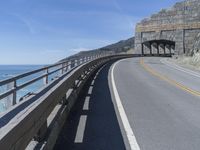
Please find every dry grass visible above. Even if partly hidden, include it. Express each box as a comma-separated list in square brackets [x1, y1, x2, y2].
[176, 52, 200, 70]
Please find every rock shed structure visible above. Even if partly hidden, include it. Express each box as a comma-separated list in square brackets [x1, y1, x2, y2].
[135, 0, 200, 56]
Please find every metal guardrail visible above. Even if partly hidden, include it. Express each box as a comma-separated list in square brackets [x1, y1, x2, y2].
[0, 52, 112, 110]
[0, 53, 132, 150]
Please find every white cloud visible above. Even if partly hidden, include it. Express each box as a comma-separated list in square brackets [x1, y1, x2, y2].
[10, 13, 37, 34]
[69, 48, 89, 53]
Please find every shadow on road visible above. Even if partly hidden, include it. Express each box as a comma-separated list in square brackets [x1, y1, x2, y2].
[54, 61, 126, 150]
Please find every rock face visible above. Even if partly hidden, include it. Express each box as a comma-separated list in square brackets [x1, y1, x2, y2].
[135, 0, 200, 56]
[192, 33, 200, 54]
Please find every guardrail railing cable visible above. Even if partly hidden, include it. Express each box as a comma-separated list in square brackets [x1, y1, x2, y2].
[0, 52, 114, 111]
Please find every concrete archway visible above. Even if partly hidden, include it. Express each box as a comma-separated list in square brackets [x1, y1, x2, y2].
[141, 40, 175, 56]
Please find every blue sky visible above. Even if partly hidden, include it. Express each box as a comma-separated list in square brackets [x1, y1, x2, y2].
[0, 0, 181, 64]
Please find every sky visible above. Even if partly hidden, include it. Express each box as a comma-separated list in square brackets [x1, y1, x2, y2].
[0, 0, 181, 64]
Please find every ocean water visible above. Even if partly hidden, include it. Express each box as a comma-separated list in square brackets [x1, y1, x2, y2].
[0, 65, 44, 112]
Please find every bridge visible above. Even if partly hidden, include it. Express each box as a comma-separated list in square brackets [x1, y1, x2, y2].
[0, 52, 134, 150]
[1, 0, 200, 149]
[1, 52, 200, 150]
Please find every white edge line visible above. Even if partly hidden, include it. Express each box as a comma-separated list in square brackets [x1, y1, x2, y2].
[161, 58, 200, 78]
[111, 59, 140, 150]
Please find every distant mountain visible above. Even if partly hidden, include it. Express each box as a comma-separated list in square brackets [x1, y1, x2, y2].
[60, 37, 135, 62]
[99, 37, 135, 53]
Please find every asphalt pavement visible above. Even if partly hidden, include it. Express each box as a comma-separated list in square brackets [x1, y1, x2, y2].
[113, 57, 200, 150]
[54, 57, 200, 150]
[54, 62, 126, 150]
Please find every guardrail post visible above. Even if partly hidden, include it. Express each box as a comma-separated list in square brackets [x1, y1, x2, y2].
[43, 68, 49, 85]
[61, 64, 64, 74]
[7, 80, 17, 107]
[13, 81, 17, 105]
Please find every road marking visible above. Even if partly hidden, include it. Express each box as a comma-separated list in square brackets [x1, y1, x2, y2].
[140, 58, 200, 97]
[88, 86, 93, 95]
[161, 58, 200, 78]
[74, 64, 106, 143]
[111, 59, 140, 150]
[83, 96, 90, 110]
[91, 80, 95, 85]
[74, 115, 87, 143]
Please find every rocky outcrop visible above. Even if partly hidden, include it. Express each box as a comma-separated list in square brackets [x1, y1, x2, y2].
[135, 0, 200, 55]
[192, 33, 200, 55]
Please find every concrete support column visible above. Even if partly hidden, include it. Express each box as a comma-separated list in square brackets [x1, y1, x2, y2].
[164, 44, 166, 54]
[151, 43, 155, 55]
[169, 46, 172, 55]
[150, 42, 152, 55]
[144, 43, 151, 55]
[156, 43, 159, 55]
[135, 32, 143, 54]
[152, 42, 159, 55]
[159, 44, 165, 55]
[171, 45, 175, 55]
[165, 44, 170, 54]
[141, 43, 144, 55]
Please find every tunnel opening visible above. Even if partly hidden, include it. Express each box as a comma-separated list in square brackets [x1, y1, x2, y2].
[141, 39, 175, 57]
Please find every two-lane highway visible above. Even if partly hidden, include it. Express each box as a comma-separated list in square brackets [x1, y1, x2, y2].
[55, 57, 200, 150]
[111, 57, 200, 150]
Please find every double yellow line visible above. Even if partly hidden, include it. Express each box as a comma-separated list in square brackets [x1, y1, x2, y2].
[140, 58, 200, 97]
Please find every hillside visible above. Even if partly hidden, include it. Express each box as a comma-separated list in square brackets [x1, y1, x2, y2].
[60, 37, 135, 61]
[99, 37, 135, 53]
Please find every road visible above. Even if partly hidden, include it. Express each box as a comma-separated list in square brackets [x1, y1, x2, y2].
[54, 61, 126, 150]
[113, 57, 200, 150]
[54, 57, 200, 150]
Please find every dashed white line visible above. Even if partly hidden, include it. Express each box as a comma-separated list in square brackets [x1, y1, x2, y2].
[88, 86, 93, 95]
[83, 96, 90, 110]
[73, 64, 110, 144]
[111, 59, 140, 150]
[91, 80, 95, 85]
[74, 115, 87, 143]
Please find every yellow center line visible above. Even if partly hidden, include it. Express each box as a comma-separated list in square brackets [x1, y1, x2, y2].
[139, 58, 200, 97]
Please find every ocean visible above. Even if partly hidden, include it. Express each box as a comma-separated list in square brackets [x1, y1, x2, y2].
[0, 65, 44, 112]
